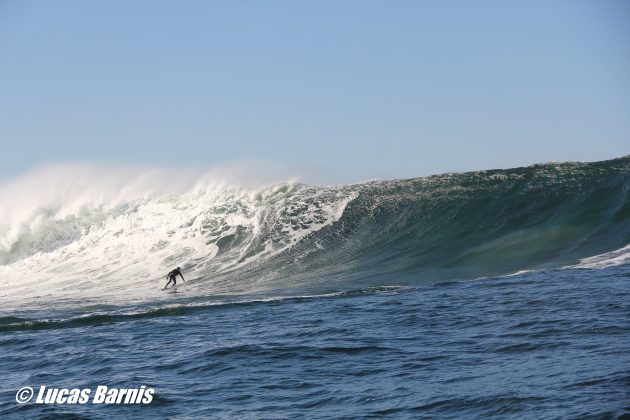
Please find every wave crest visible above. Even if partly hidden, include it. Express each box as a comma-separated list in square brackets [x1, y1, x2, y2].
[1, 157, 628, 305]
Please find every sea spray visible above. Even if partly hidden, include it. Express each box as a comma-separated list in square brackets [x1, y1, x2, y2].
[0, 156, 628, 306]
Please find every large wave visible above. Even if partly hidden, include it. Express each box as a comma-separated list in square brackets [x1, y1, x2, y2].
[1, 157, 629, 306]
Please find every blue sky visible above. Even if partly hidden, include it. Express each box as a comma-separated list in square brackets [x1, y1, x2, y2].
[0, 0, 628, 183]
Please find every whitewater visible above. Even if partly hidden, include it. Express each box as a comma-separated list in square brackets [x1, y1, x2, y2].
[0, 163, 357, 304]
[1, 157, 629, 418]
[1, 157, 628, 306]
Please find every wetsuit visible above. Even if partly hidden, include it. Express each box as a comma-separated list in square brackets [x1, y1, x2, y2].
[165, 268, 184, 288]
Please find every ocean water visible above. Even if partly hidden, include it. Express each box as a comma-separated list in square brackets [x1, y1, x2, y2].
[0, 158, 629, 418]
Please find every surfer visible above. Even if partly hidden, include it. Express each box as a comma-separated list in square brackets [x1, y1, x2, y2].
[164, 266, 185, 289]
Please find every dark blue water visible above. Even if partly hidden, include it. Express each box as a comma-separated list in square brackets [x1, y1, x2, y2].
[2, 263, 628, 418]
[1, 158, 629, 417]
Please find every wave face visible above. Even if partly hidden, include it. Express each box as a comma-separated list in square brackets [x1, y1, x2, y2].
[0, 157, 629, 305]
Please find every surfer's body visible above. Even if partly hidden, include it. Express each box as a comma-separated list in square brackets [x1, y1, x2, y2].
[164, 267, 184, 289]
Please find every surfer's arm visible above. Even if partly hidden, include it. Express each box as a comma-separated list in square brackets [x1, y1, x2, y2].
[180, 274, 185, 282]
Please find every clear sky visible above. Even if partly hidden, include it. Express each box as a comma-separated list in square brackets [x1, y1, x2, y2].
[0, 0, 628, 183]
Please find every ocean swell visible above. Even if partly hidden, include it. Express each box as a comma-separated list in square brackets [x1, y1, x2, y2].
[0, 157, 628, 305]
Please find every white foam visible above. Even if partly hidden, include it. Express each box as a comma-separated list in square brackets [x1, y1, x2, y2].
[568, 245, 630, 269]
[0, 163, 357, 306]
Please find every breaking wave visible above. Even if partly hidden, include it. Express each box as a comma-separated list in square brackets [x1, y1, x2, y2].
[0, 157, 628, 306]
